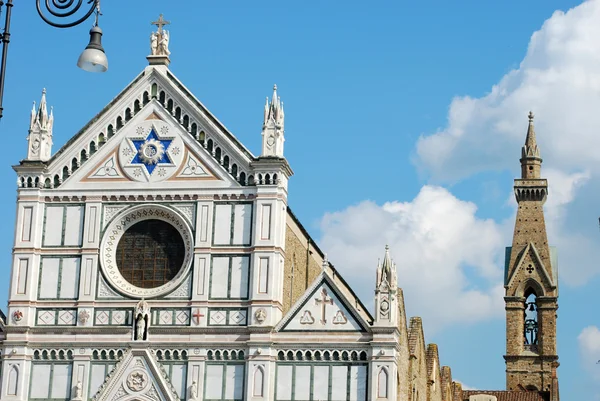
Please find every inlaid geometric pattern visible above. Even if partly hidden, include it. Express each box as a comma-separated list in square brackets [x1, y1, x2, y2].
[112, 310, 126, 325]
[36, 309, 78, 326]
[95, 311, 110, 325]
[208, 309, 248, 326]
[58, 310, 77, 325]
[37, 310, 56, 325]
[151, 309, 191, 326]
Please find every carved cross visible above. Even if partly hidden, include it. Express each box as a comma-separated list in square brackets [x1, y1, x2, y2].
[192, 309, 204, 325]
[315, 288, 333, 325]
[151, 14, 170, 34]
[526, 264, 534, 274]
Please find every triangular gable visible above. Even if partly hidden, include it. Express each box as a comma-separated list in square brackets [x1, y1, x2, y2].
[276, 272, 370, 332]
[59, 102, 238, 190]
[505, 242, 556, 291]
[35, 66, 257, 191]
[91, 348, 180, 401]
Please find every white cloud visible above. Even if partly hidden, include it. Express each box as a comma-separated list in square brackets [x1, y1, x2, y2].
[578, 326, 600, 380]
[319, 186, 507, 332]
[415, 0, 600, 181]
[414, 0, 600, 286]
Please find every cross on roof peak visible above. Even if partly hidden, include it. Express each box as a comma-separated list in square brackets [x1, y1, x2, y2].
[151, 14, 170, 34]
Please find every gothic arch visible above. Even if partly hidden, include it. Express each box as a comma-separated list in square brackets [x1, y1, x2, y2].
[253, 365, 265, 397]
[378, 367, 389, 398]
[7, 364, 18, 395]
[516, 278, 545, 298]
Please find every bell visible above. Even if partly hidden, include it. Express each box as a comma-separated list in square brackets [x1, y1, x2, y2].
[529, 303, 535, 312]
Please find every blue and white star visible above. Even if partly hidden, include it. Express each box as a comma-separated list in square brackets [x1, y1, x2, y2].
[129, 128, 174, 175]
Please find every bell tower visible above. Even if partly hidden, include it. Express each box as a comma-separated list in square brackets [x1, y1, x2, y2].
[504, 112, 559, 396]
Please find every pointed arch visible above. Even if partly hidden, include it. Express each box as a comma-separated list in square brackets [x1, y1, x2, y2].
[516, 277, 545, 298]
[7, 364, 19, 395]
[378, 367, 389, 398]
[253, 365, 265, 397]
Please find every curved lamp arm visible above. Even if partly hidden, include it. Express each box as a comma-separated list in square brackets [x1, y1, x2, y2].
[36, 0, 98, 28]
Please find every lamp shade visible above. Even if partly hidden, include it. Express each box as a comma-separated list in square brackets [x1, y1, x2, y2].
[77, 26, 108, 73]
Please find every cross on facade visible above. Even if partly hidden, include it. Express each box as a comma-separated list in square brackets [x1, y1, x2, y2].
[192, 309, 204, 325]
[151, 14, 170, 34]
[314, 288, 333, 325]
[526, 264, 534, 274]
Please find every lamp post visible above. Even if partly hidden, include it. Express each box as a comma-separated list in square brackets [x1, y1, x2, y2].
[0, 0, 108, 120]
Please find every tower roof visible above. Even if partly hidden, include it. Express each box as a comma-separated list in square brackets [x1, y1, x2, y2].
[522, 111, 541, 159]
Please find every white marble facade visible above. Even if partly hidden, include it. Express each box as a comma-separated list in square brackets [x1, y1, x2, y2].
[0, 24, 403, 401]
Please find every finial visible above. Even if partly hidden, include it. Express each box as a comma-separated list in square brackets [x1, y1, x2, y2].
[273, 84, 277, 91]
[528, 111, 534, 122]
[322, 254, 328, 271]
[385, 244, 389, 251]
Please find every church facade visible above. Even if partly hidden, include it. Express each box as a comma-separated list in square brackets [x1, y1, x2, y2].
[0, 19, 559, 401]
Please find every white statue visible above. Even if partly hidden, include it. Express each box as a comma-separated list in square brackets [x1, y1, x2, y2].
[71, 381, 83, 400]
[190, 380, 199, 400]
[134, 299, 150, 341]
[150, 32, 158, 55]
[159, 30, 171, 56]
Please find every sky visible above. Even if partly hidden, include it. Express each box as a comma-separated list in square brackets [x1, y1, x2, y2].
[1, 0, 599, 398]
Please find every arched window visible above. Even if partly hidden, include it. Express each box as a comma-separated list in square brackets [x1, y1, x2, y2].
[378, 368, 389, 398]
[524, 288, 538, 346]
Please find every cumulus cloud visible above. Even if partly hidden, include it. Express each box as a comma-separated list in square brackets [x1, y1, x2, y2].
[578, 326, 600, 380]
[414, 0, 600, 285]
[319, 186, 507, 332]
[415, 0, 600, 181]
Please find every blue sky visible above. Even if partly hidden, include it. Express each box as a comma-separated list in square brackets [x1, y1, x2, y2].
[1, 0, 599, 398]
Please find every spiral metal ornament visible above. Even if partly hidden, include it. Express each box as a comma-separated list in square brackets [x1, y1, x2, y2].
[36, 0, 98, 28]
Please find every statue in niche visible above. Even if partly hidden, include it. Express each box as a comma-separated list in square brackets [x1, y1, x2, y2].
[71, 381, 83, 400]
[189, 380, 199, 400]
[134, 299, 150, 341]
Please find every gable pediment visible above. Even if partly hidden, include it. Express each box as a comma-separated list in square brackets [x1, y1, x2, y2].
[277, 273, 369, 332]
[505, 242, 556, 293]
[91, 348, 180, 401]
[30, 66, 258, 191]
[56, 103, 240, 190]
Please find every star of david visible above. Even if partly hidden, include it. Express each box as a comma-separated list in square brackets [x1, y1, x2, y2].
[129, 128, 174, 175]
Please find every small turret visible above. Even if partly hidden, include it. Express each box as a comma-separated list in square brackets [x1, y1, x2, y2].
[520, 111, 542, 179]
[261, 84, 285, 157]
[26, 89, 54, 162]
[374, 245, 397, 326]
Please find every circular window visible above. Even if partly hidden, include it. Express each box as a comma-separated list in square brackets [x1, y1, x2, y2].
[100, 205, 193, 298]
[115, 220, 185, 289]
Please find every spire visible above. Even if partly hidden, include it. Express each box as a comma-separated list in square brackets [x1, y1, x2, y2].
[263, 84, 284, 127]
[520, 111, 542, 179]
[29, 89, 52, 132]
[260, 84, 286, 157]
[26, 89, 54, 162]
[381, 244, 392, 283]
[374, 245, 398, 325]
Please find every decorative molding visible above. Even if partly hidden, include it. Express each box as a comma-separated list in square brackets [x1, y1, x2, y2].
[97, 275, 126, 299]
[103, 205, 128, 228]
[99, 204, 194, 298]
[164, 273, 191, 299]
[119, 121, 185, 183]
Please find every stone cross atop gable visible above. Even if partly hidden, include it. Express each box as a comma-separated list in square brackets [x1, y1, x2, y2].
[148, 13, 171, 66]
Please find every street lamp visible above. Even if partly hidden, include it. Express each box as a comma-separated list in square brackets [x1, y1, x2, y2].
[0, 0, 108, 119]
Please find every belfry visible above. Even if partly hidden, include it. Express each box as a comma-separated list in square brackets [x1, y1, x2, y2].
[503, 112, 559, 395]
